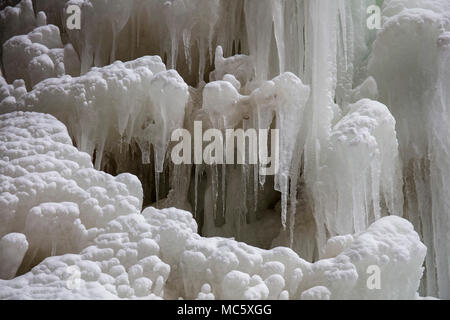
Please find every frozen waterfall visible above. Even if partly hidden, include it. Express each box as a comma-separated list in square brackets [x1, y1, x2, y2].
[0, 0, 449, 300]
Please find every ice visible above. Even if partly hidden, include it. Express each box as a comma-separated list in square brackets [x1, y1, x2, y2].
[0, 0, 449, 300]
[251, 72, 310, 228]
[0, 233, 28, 280]
[326, 99, 403, 235]
[0, 176, 428, 300]
[429, 34, 450, 298]
[0, 0, 46, 47]
[368, 3, 450, 298]
[9, 56, 189, 174]
[2, 24, 80, 89]
[0, 112, 143, 272]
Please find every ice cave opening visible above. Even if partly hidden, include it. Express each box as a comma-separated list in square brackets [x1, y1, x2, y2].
[0, 0, 449, 300]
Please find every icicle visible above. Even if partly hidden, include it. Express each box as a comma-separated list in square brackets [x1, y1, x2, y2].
[253, 163, 258, 214]
[194, 164, 199, 218]
[212, 164, 219, 219]
[221, 164, 226, 217]
[51, 238, 57, 257]
[183, 30, 192, 73]
[155, 170, 160, 203]
[289, 174, 298, 248]
[271, 0, 285, 74]
[110, 28, 117, 63]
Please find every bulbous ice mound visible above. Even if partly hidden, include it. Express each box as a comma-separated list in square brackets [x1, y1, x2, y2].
[0, 111, 143, 275]
[2, 24, 81, 89]
[0, 112, 427, 299]
[13, 55, 188, 173]
[0, 0, 46, 47]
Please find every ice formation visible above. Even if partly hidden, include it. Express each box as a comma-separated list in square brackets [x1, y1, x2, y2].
[0, 112, 426, 299]
[368, 0, 450, 297]
[3, 24, 80, 88]
[0, 0, 47, 48]
[0, 0, 449, 299]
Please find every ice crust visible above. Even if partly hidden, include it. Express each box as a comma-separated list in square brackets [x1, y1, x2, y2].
[0, 0, 448, 299]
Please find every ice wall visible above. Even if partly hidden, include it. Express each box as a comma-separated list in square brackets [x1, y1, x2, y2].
[368, 1, 450, 298]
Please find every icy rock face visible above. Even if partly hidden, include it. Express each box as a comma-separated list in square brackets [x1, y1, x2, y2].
[0, 112, 143, 276]
[3, 24, 81, 89]
[368, 1, 450, 298]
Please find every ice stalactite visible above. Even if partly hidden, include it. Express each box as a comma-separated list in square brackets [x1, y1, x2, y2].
[244, 0, 284, 82]
[13, 56, 189, 178]
[327, 99, 403, 235]
[302, 0, 341, 251]
[251, 73, 310, 228]
[0, 0, 47, 48]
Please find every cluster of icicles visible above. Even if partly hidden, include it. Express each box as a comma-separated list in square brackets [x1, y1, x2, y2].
[1, 0, 449, 299]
